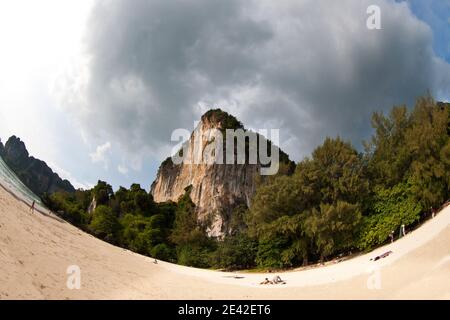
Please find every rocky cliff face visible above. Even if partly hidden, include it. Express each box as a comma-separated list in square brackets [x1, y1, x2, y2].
[0, 136, 75, 197]
[151, 109, 294, 237]
[0, 139, 4, 158]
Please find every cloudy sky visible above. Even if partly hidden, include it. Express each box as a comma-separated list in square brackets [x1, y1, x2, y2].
[0, 0, 449, 191]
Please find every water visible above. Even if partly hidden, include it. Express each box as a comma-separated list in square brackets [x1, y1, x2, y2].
[0, 156, 43, 206]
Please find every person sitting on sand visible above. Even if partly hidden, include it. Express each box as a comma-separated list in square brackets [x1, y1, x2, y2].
[260, 278, 273, 285]
[272, 276, 286, 284]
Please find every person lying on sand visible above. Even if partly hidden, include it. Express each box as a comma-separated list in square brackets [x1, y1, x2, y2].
[370, 250, 393, 261]
[260, 278, 273, 285]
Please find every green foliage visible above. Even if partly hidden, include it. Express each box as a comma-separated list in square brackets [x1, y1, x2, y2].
[111, 184, 157, 217]
[43, 190, 91, 226]
[248, 175, 304, 228]
[249, 137, 367, 268]
[357, 182, 422, 250]
[306, 201, 362, 259]
[211, 234, 257, 270]
[252, 214, 309, 269]
[367, 96, 450, 208]
[119, 198, 175, 258]
[176, 244, 213, 268]
[156, 201, 177, 227]
[92, 180, 113, 206]
[151, 243, 176, 262]
[255, 237, 289, 269]
[366, 105, 411, 187]
[440, 140, 450, 190]
[267, 215, 309, 267]
[170, 188, 200, 244]
[120, 214, 153, 254]
[301, 137, 369, 206]
[169, 187, 215, 265]
[89, 205, 120, 243]
[228, 204, 249, 236]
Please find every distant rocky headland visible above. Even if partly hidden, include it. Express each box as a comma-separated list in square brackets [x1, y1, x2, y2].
[0, 136, 75, 197]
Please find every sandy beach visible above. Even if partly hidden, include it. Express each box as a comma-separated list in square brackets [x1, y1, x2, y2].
[0, 184, 449, 299]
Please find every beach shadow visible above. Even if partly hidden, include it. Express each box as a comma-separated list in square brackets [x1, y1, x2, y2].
[223, 275, 245, 279]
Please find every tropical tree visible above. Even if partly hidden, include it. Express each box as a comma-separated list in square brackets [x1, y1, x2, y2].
[305, 201, 361, 260]
[89, 205, 120, 243]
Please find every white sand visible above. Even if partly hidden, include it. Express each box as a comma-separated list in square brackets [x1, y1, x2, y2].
[0, 184, 449, 299]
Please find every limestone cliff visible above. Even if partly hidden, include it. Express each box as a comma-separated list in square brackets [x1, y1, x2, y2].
[0, 136, 75, 197]
[151, 109, 294, 237]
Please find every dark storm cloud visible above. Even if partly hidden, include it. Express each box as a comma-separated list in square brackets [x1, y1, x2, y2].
[61, 0, 450, 161]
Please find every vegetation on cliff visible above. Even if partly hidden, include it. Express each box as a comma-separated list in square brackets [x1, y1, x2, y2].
[201, 108, 244, 130]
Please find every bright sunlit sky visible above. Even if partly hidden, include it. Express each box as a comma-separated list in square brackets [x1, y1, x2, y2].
[0, 0, 449, 191]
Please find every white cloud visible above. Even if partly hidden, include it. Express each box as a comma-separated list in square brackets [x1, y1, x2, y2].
[89, 142, 112, 168]
[118, 164, 129, 175]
